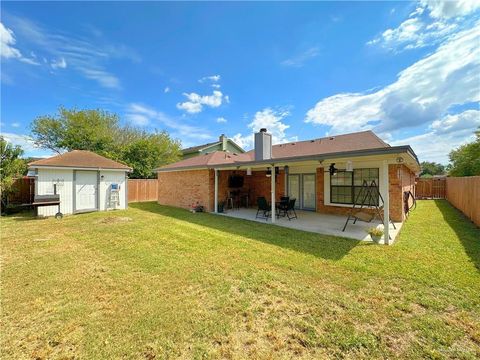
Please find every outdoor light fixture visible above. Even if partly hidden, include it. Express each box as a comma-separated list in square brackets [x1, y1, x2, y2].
[246, 167, 252, 176]
[328, 163, 338, 176]
[284, 165, 289, 175]
[266, 166, 280, 177]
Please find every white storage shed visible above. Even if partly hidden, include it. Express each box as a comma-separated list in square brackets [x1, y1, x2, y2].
[28, 150, 132, 217]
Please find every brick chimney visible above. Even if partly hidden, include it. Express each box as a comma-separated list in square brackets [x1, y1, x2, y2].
[254, 128, 272, 161]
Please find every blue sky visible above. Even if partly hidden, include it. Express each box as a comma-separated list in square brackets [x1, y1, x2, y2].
[1, 1, 479, 163]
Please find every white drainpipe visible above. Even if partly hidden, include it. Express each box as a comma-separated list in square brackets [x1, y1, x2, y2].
[214, 169, 219, 213]
[271, 165, 276, 223]
[382, 160, 390, 245]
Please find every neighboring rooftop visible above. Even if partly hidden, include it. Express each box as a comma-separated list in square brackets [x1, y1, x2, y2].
[158, 130, 416, 171]
[182, 141, 220, 154]
[28, 150, 132, 170]
[181, 134, 245, 156]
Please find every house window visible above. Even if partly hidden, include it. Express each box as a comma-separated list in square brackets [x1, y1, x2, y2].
[330, 168, 379, 205]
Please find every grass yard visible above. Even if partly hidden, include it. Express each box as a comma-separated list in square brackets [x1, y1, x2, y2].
[1, 200, 479, 359]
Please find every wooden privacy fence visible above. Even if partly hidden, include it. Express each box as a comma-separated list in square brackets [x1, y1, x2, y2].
[415, 178, 446, 199]
[128, 179, 158, 203]
[6, 177, 35, 204]
[446, 176, 480, 227]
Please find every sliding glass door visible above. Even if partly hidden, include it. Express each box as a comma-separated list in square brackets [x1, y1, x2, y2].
[287, 173, 316, 210]
[288, 175, 300, 208]
[302, 174, 316, 210]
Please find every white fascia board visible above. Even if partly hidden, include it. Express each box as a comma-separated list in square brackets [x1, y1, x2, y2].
[30, 165, 130, 172]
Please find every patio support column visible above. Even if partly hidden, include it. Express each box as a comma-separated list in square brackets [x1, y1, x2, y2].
[214, 169, 218, 213]
[382, 160, 390, 245]
[271, 165, 276, 223]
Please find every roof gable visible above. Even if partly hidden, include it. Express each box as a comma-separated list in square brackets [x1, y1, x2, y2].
[182, 139, 245, 154]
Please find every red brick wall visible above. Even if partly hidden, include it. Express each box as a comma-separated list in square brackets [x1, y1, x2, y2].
[388, 164, 416, 222]
[212, 169, 285, 208]
[158, 164, 415, 221]
[248, 170, 285, 205]
[158, 169, 213, 211]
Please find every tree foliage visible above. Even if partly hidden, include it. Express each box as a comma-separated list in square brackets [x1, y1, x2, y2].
[419, 161, 446, 178]
[0, 137, 27, 200]
[448, 128, 480, 177]
[122, 132, 181, 178]
[31, 107, 181, 178]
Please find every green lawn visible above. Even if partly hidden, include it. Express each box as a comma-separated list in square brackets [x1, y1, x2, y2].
[1, 200, 479, 359]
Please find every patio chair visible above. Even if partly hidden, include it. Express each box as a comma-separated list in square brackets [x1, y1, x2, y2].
[277, 196, 290, 217]
[284, 198, 298, 220]
[255, 196, 271, 220]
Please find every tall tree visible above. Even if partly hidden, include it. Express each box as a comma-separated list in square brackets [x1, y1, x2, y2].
[448, 128, 480, 177]
[122, 132, 181, 178]
[31, 107, 119, 156]
[419, 161, 446, 178]
[31, 107, 181, 178]
[0, 137, 27, 206]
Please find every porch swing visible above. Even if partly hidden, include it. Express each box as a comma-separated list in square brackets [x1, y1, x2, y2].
[342, 179, 397, 232]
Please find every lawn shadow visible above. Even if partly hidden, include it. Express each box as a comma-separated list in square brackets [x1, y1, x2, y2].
[3, 210, 45, 222]
[435, 199, 480, 272]
[130, 202, 363, 261]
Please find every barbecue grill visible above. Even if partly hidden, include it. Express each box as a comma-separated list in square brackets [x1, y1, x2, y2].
[32, 194, 63, 219]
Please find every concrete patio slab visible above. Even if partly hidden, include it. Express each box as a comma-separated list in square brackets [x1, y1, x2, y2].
[217, 208, 402, 243]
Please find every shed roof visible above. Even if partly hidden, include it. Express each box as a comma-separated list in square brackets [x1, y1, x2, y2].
[28, 150, 132, 170]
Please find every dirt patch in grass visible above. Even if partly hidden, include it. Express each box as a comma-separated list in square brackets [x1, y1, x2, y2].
[95, 216, 132, 224]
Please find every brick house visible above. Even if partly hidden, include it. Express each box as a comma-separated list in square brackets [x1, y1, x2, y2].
[156, 129, 420, 242]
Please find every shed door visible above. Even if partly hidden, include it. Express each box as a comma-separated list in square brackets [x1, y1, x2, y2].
[75, 171, 97, 211]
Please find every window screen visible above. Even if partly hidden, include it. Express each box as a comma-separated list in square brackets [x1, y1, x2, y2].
[331, 168, 379, 205]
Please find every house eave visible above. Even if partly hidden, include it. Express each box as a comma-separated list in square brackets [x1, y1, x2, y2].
[156, 146, 419, 173]
[29, 165, 132, 172]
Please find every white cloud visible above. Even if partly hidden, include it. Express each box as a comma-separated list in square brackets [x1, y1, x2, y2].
[199, 74, 221, 83]
[164, 86, 170, 93]
[367, 0, 478, 52]
[306, 24, 480, 134]
[1, 132, 53, 157]
[1, 22, 22, 59]
[125, 113, 150, 126]
[11, 122, 20, 128]
[216, 117, 227, 123]
[212, 83, 221, 89]
[80, 68, 120, 89]
[281, 47, 319, 67]
[125, 103, 212, 141]
[391, 110, 480, 163]
[232, 108, 296, 150]
[0, 22, 38, 64]
[367, 17, 458, 51]
[177, 90, 228, 114]
[429, 109, 480, 134]
[51, 57, 67, 69]
[420, 0, 480, 19]
[4, 15, 134, 89]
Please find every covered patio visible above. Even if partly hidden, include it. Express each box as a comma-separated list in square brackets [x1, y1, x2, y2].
[216, 207, 402, 243]
[213, 158, 398, 244]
